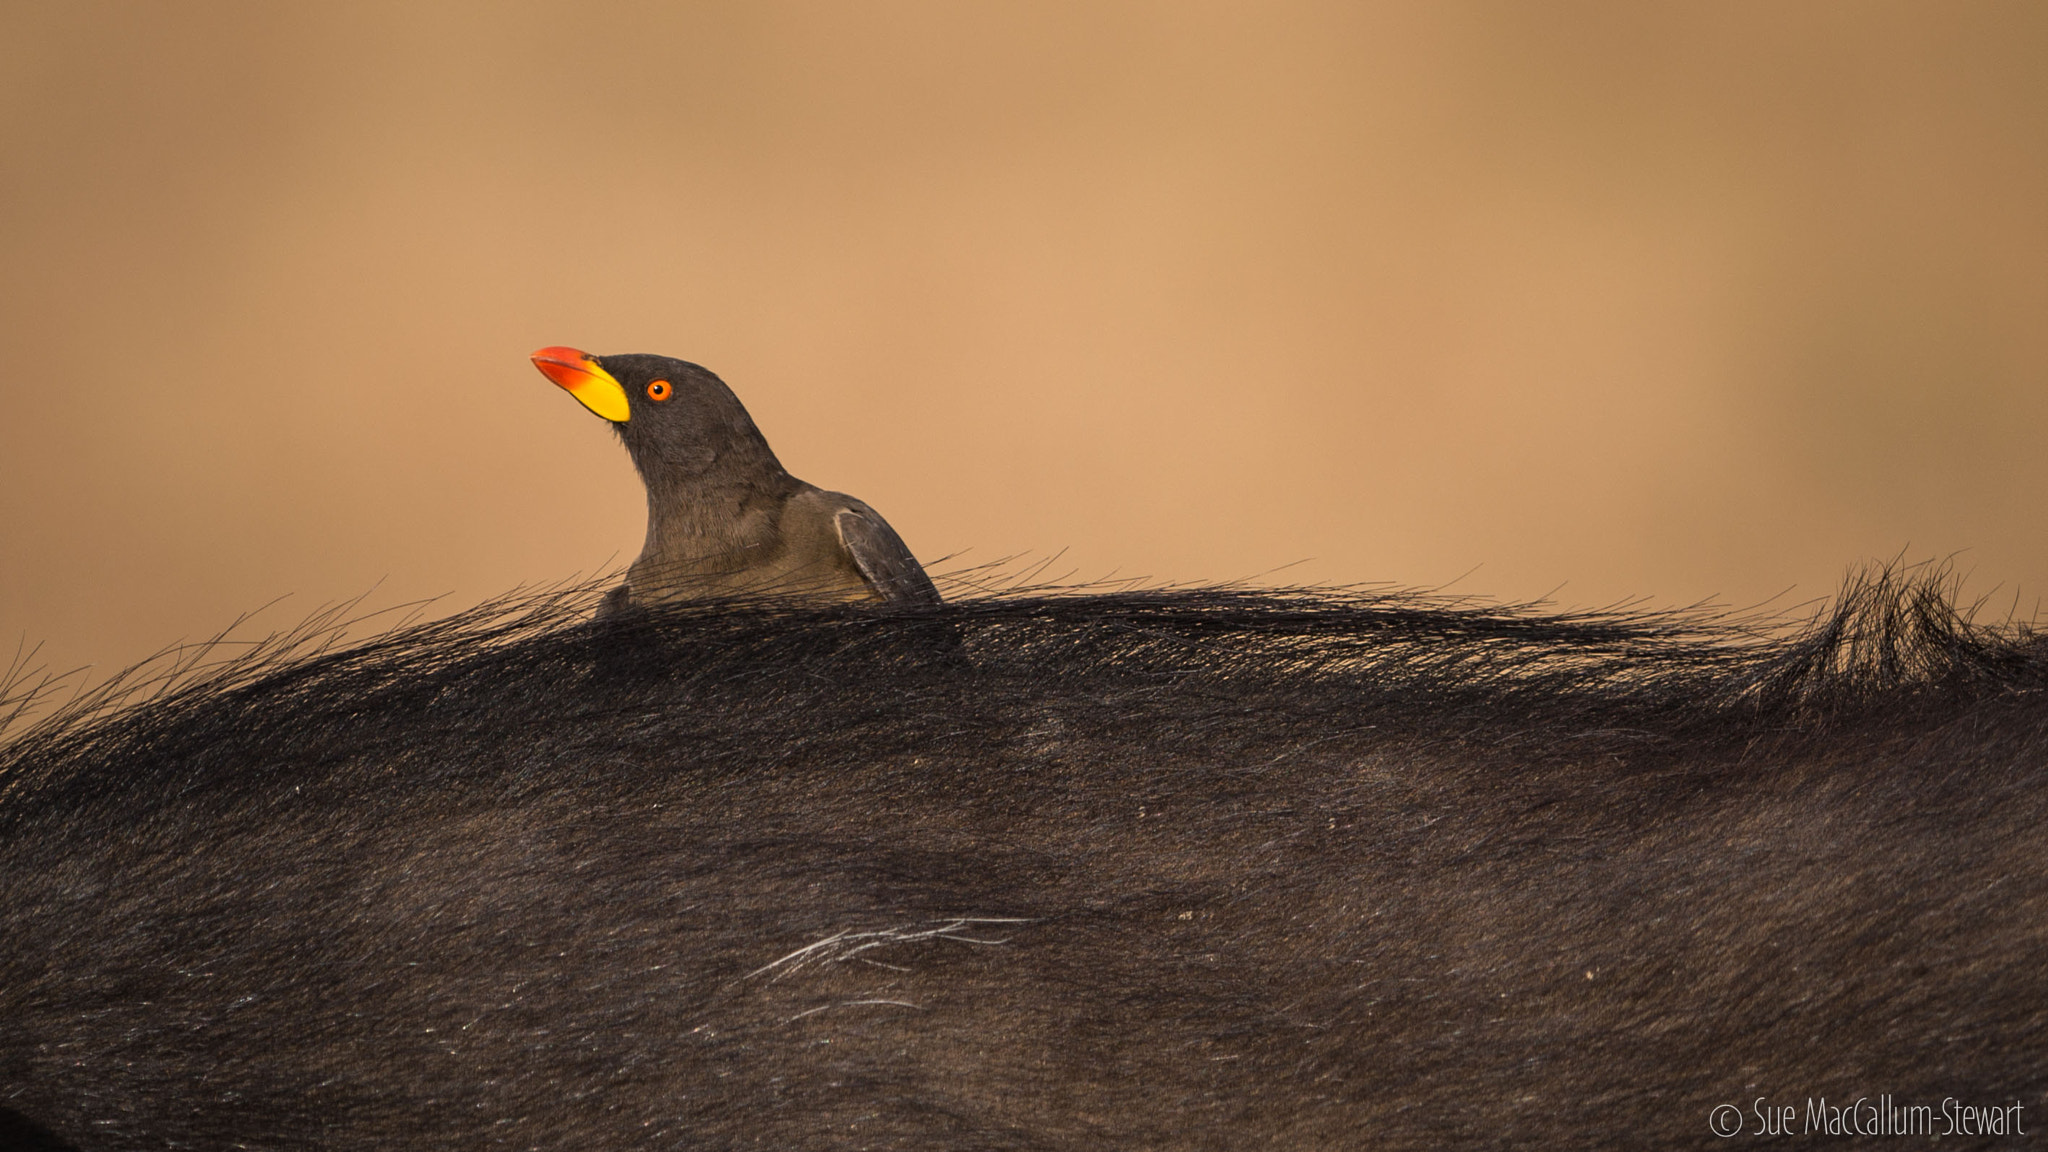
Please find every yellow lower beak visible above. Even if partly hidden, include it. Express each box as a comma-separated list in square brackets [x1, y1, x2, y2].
[531, 346, 631, 423]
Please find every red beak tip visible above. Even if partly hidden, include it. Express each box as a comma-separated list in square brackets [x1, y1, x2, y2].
[530, 346, 601, 390]
[531, 345, 591, 367]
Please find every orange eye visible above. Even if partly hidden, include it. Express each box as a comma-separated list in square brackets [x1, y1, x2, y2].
[647, 380, 672, 401]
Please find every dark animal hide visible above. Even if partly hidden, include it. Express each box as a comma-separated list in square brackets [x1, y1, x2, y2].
[1, 568, 2043, 1150]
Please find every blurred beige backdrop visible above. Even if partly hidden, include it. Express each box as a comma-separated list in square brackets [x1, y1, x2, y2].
[4, 1, 2047, 679]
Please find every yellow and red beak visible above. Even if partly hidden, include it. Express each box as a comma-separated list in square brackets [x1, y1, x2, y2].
[531, 346, 631, 423]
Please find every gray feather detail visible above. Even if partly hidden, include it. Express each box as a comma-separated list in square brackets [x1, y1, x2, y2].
[835, 506, 941, 605]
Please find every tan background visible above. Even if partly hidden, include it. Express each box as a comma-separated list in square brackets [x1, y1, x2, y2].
[4, 1, 2047, 681]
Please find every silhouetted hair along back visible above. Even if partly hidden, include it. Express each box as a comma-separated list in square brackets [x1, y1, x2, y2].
[2, 566, 2044, 1149]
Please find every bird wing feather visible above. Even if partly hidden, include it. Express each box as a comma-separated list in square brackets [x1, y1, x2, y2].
[834, 504, 941, 605]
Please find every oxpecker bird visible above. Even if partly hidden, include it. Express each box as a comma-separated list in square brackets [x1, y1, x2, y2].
[532, 347, 940, 612]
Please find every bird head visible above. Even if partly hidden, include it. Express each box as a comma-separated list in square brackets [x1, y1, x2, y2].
[530, 346, 784, 481]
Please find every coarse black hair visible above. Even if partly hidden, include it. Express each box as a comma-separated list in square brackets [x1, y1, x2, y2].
[3, 562, 2044, 1148]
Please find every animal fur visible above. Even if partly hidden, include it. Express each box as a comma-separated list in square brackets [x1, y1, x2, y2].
[1, 567, 2043, 1149]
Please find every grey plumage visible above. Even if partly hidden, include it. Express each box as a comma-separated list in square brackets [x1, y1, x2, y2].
[535, 348, 939, 610]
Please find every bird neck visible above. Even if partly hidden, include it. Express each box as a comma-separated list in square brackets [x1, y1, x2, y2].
[635, 461, 803, 568]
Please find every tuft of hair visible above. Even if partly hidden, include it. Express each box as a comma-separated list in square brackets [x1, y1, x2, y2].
[2, 560, 2045, 1150]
